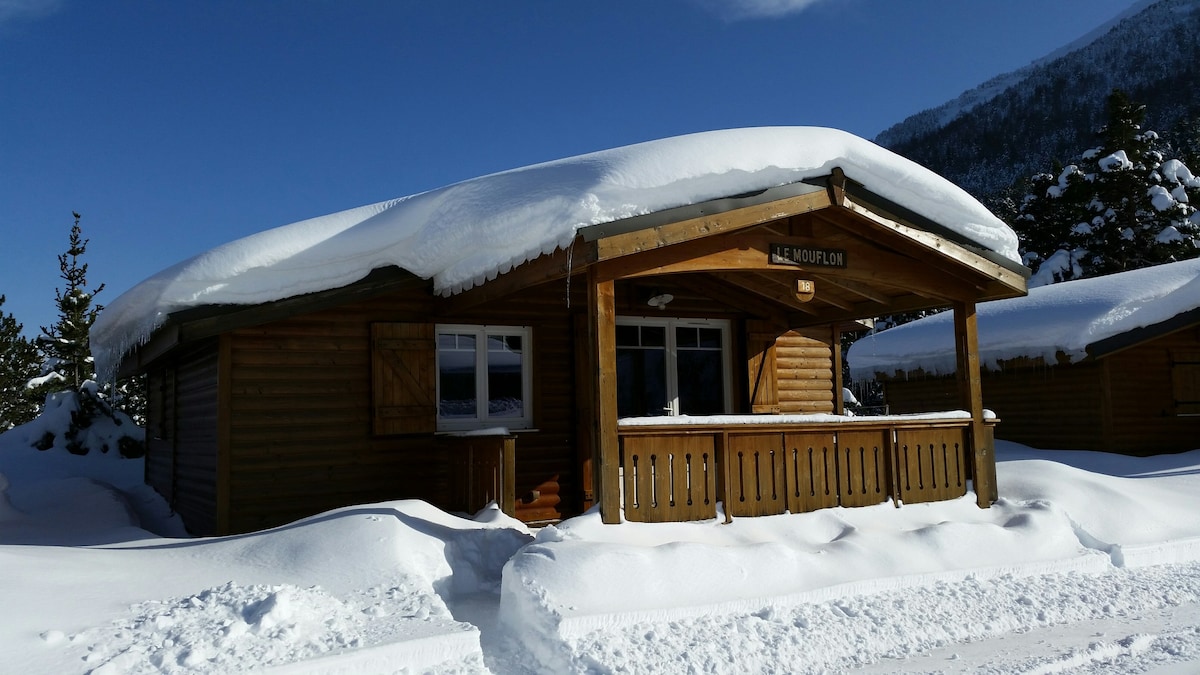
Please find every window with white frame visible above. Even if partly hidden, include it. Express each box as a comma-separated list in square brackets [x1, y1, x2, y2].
[615, 317, 731, 418]
[436, 325, 532, 430]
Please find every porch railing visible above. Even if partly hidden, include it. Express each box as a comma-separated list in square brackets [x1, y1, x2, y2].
[618, 417, 992, 523]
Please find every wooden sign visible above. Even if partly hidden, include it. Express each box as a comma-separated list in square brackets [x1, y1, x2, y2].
[770, 243, 847, 269]
[795, 279, 815, 302]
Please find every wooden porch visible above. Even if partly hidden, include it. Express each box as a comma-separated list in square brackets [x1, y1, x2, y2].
[618, 415, 995, 523]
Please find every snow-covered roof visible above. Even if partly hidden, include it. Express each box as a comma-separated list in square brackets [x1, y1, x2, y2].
[847, 256, 1200, 379]
[92, 126, 1020, 377]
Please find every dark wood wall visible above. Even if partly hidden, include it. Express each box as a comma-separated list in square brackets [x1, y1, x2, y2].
[146, 339, 223, 535]
[144, 273, 847, 535]
[1105, 326, 1200, 455]
[217, 278, 580, 533]
[880, 324, 1200, 455]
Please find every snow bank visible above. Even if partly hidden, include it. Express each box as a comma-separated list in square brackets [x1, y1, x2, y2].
[92, 126, 1019, 378]
[501, 443, 1200, 672]
[846, 256, 1200, 378]
[7, 425, 1200, 672]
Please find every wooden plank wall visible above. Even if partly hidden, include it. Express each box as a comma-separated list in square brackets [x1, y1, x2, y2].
[1105, 327, 1200, 454]
[145, 339, 222, 535]
[881, 328, 1200, 455]
[882, 363, 1107, 451]
[221, 279, 579, 533]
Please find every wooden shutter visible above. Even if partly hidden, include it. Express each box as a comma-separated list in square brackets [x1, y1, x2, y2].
[747, 320, 781, 414]
[372, 323, 436, 435]
[1173, 349, 1200, 416]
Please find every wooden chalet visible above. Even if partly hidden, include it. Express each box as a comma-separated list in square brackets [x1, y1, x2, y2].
[852, 259, 1200, 456]
[109, 164, 1029, 536]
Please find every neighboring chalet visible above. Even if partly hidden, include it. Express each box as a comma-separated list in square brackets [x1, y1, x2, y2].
[92, 127, 1029, 535]
[848, 257, 1200, 455]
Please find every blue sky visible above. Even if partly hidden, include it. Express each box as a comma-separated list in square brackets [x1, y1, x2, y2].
[1, 0, 1138, 339]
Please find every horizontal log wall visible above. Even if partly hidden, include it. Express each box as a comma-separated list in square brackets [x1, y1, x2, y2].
[881, 325, 1200, 455]
[222, 279, 579, 533]
[776, 329, 835, 414]
[882, 363, 1107, 451]
[145, 339, 222, 535]
[1105, 327, 1200, 455]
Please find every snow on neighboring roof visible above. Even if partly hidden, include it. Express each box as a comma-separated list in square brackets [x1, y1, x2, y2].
[92, 126, 1019, 377]
[847, 257, 1200, 380]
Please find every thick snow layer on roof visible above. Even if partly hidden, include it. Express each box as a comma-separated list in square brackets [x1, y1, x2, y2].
[847, 256, 1200, 379]
[92, 126, 1019, 377]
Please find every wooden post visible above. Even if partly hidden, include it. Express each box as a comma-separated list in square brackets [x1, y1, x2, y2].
[588, 266, 622, 524]
[953, 301, 997, 507]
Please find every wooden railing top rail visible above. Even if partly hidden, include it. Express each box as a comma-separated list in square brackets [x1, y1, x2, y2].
[618, 413, 997, 436]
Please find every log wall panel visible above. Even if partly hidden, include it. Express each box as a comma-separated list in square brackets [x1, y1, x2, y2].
[221, 280, 581, 533]
[883, 363, 1107, 451]
[1105, 329, 1200, 454]
[878, 328, 1200, 454]
[144, 340, 221, 535]
[775, 329, 835, 414]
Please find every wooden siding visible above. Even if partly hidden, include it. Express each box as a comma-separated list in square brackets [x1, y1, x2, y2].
[145, 339, 222, 535]
[1105, 327, 1200, 454]
[883, 363, 1107, 451]
[219, 280, 580, 533]
[153, 270, 846, 534]
[881, 324, 1200, 455]
[777, 328, 835, 414]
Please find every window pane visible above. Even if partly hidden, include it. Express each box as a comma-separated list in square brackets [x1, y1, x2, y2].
[487, 333, 524, 418]
[640, 326, 666, 347]
[698, 328, 722, 349]
[617, 347, 667, 417]
[677, 349, 723, 415]
[615, 324, 640, 347]
[439, 333, 476, 418]
[675, 327, 697, 348]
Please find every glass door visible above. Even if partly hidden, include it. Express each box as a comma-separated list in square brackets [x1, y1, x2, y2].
[615, 318, 730, 418]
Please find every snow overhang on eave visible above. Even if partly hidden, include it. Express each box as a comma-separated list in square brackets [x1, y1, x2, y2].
[1085, 306, 1200, 360]
[833, 177, 1029, 280]
[114, 266, 427, 378]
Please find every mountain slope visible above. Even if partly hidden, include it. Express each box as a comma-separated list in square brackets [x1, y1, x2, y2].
[877, 0, 1200, 200]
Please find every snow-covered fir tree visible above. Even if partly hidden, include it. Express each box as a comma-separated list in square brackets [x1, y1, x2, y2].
[35, 212, 104, 394]
[1013, 90, 1200, 285]
[0, 295, 40, 430]
[27, 213, 144, 457]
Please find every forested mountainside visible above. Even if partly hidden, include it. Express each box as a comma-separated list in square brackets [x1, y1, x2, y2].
[877, 0, 1200, 200]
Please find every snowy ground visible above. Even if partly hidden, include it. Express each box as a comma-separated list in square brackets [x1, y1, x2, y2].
[4, 434, 1200, 674]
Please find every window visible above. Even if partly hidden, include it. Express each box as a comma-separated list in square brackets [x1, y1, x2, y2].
[1173, 349, 1200, 416]
[436, 325, 532, 430]
[616, 317, 730, 418]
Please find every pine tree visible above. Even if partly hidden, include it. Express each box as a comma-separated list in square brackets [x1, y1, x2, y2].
[36, 212, 104, 392]
[0, 296, 41, 430]
[1011, 90, 1200, 284]
[30, 213, 144, 457]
